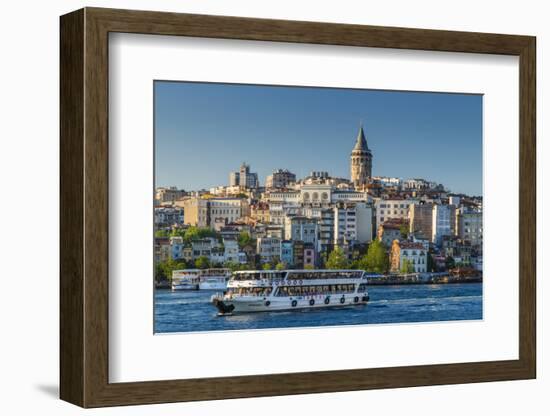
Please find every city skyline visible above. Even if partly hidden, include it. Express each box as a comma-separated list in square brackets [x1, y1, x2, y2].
[155, 81, 483, 196]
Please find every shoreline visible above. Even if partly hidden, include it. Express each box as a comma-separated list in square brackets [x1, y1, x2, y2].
[155, 277, 482, 289]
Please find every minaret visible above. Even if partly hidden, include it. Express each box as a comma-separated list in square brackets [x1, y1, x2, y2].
[350, 123, 373, 187]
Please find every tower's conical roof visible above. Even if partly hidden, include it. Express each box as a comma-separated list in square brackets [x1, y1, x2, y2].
[353, 125, 370, 152]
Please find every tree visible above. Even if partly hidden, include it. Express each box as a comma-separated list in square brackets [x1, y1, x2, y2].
[304, 264, 315, 270]
[237, 231, 253, 248]
[154, 262, 167, 281]
[224, 261, 240, 272]
[170, 228, 186, 238]
[155, 258, 186, 282]
[445, 255, 456, 270]
[183, 226, 218, 243]
[195, 256, 210, 269]
[360, 240, 389, 273]
[400, 259, 415, 273]
[399, 223, 409, 239]
[325, 247, 349, 269]
[154, 229, 169, 238]
[275, 262, 286, 270]
[427, 252, 436, 272]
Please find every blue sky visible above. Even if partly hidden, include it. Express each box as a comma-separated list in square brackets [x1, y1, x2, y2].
[155, 81, 482, 196]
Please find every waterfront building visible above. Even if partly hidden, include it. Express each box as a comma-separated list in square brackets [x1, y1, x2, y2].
[219, 225, 243, 240]
[268, 203, 301, 226]
[257, 237, 281, 264]
[333, 202, 373, 246]
[229, 162, 258, 188]
[265, 169, 296, 189]
[209, 185, 243, 196]
[432, 204, 456, 246]
[442, 236, 472, 265]
[331, 189, 371, 204]
[183, 196, 247, 230]
[303, 243, 316, 267]
[250, 202, 270, 224]
[402, 178, 439, 191]
[237, 252, 248, 264]
[169, 236, 184, 260]
[155, 186, 186, 203]
[182, 245, 193, 262]
[209, 198, 248, 230]
[375, 198, 413, 227]
[410, 234, 430, 250]
[191, 238, 219, 260]
[223, 237, 240, 263]
[317, 208, 335, 253]
[154, 206, 184, 228]
[265, 225, 284, 240]
[292, 240, 305, 268]
[350, 124, 373, 187]
[300, 183, 333, 206]
[265, 190, 301, 204]
[390, 240, 428, 273]
[280, 240, 294, 266]
[298, 171, 351, 187]
[377, 222, 402, 248]
[409, 202, 434, 240]
[154, 237, 170, 263]
[284, 216, 319, 247]
[456, 208, 483, 250]
[210, 246, 226, 265]
[372, 176, 403, 189]
[182, 197, 209, 227]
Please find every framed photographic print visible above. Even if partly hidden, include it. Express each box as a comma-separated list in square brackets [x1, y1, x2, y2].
[60, 7, 536, 408]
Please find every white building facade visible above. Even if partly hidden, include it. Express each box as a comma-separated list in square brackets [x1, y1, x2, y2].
[375, 199, 413, 226]
[432, 204, 453, 245]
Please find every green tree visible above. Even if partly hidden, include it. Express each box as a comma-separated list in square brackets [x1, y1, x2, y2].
[237, 231, 253, 248]
[155, 258, 187, 282]
[400, 259, 415, 273]
[304, 264, 315, 270]
[360, 240, 389, 273]
[262, 263, 272, 270]
[224, 261, 240, 272]
[154, 262, 167, 281]
[275, 262, 286, 270]
[325, 247, 349, 269]
[445, 255, 456, 270]
[195, 256, 210, 269]
[399, 223, 409, 239]
[170, 228, 186, 238]
[155, 229, 169, 238]
[183, 226, 218, 243]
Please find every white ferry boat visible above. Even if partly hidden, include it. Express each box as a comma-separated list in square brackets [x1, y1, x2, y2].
[171, 269, 201, 291]
[198, 268, 231, 290]
[211, 269, 370, 315]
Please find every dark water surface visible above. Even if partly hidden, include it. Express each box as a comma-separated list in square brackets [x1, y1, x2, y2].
[154, 283, 482, 333]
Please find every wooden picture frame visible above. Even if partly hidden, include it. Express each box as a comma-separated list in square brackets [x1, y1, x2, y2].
[60, 7, 536, 408]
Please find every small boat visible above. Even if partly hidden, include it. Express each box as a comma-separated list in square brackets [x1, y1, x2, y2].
[171, 269, 201, 291]
[198, 268, 231, 290]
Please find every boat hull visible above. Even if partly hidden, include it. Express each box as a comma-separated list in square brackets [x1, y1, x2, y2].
[199, 281, 228, 290]
[212, 294, 369, 315]
[171, 283, 198, 291]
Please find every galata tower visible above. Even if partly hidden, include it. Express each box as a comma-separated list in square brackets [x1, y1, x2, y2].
[350, 124, 372, 187]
